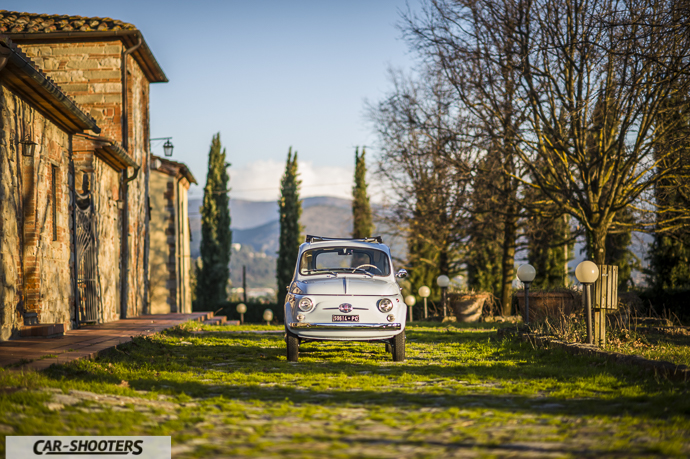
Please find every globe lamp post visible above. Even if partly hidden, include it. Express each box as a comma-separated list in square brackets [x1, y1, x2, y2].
[575, 261, 599, 345]
[418, 286, 431, 319]
[404, 295, 416, 322]
[436, 275, 450, 317]
[516, 264, 536, 325]
[236, 303, 247, 325]
[263, 309, 274, 326]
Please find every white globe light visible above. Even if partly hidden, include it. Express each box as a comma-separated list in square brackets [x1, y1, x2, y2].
[404, 295, 416, 306]
[575, 261, 599, 284]
[516, 264, 536, 283]
[236, 303, 247, 314]
[418, 286, 431, 298]
[263, 309, 274, 322]
[436, 275, 450, 288]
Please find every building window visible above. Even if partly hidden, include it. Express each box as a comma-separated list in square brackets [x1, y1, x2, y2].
[52, 165, 58, 241]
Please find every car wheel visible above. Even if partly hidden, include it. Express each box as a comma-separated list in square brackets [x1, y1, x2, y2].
[391, 331, 405, 362]
[385, 343, 392, 354]
[287, 333, 299, 362]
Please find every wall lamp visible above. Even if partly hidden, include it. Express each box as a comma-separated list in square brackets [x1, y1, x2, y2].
[20, 136, 37, 157]
[150, 137, 173, 157]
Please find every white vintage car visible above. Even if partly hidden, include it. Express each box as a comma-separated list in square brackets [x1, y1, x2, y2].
[284, 235, 408, 362]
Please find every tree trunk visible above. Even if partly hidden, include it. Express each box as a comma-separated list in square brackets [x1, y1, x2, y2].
[592, 226, 607, 265]
[500, 210, 518, 316]
[439, 246, 449, 278]
[563, 215, 569, 286]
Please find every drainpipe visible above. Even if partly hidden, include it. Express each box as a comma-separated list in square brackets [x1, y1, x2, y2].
[119, 37, 142, 320]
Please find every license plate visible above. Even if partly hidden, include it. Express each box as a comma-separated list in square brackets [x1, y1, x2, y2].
[332, 315, 359, 322]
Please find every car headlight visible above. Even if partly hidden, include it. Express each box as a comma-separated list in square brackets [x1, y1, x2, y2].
[298, 297, 314, 312]
[377, 298, 393, 313]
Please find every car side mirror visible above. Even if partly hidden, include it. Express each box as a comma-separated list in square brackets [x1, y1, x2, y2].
[395, 269, 408, 279]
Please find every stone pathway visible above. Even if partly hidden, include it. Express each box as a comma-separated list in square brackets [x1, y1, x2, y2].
[0, 313, 210, 371]
[13, 387, 672, 459]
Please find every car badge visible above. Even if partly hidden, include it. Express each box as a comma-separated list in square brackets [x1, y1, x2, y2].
[338, 303, 353, 313]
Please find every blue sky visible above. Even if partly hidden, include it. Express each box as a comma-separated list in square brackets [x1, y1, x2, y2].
[5, 1, 420, 200]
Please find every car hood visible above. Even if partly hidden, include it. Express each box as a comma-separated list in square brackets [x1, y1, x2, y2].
[297, 277, 399, 296]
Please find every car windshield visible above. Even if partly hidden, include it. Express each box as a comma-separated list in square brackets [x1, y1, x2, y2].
[299, 247, 391, 277]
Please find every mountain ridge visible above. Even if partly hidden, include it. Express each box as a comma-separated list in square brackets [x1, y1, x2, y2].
[189, 196, 353, 258]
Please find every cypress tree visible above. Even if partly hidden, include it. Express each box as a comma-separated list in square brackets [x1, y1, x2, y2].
[649, 94, 690, 289]
[195, 133, 232, 310]
[465, 154, 504, 294]
[649, 235, 690, 289]
[277, 148, 302, 307]
[527, 214, 573, 289]
[603, 209, 640, 290]
[465, 214, 503, 293]
[406, 208, 445, 305]
[352, 147, 373, 238]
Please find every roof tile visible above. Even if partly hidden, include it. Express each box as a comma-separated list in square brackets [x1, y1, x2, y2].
[0, 10, 167, 83]
[0, 11, 137, 34]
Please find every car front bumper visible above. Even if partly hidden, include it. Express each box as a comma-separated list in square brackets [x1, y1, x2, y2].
[288, 322, 402, 331]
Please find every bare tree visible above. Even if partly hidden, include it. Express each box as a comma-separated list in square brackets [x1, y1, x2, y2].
[367, 67, 472, 299]
[511, 0, 690, 264]
[406, 0, 690, 274]
[403, 0, 531, 313]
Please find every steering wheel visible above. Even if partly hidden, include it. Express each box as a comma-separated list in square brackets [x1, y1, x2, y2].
[352, 264, 383, 274]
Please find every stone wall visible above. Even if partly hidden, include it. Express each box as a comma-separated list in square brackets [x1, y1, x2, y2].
[22, 41, 123, 139]
[149, 173, 176, 314]
[178, 180, 192, 313]
[149, 166, 193, 315]
[0, 86, 74, 340]
[93, 160, 122, 322]
[20, 40, 152, 321]
[123, 52, 150, 318]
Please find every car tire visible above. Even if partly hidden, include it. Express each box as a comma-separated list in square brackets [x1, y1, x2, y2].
[385, 343, 392, 354]
[391, 331, 405, 362]
[287, 333, 299, 362]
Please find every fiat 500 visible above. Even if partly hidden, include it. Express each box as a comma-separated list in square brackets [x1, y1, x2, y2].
[283, 235, 407, 362]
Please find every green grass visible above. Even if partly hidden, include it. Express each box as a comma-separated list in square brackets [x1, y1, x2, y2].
[0, 322, 688, 458]
[38, 354, 59, 360]
[604, 328, 690, 367]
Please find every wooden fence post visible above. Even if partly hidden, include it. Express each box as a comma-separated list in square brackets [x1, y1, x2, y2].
[593, 265, 618, 346]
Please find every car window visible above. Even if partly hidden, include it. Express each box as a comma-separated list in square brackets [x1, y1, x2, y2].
[299, 247, 391, 276]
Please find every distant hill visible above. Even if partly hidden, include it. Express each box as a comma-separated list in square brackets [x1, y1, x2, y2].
[189, 196, 353, 258]
[230, 204, 354, 256]
[232, 220, 280, 255]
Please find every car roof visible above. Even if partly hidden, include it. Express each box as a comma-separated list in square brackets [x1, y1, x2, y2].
[298, 239, 392, 257]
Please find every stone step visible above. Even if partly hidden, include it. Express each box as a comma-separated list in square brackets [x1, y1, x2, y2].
[203, 316, 227, 326]
[20, 323, 65, 338]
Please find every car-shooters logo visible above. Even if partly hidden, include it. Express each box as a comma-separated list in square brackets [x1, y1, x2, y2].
[6, 436, 171, 459]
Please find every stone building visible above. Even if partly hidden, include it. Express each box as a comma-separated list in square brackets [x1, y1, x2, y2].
[149, 155, 196, 314]
[1, 11, 168, 324]
[0, 36, 100, 339]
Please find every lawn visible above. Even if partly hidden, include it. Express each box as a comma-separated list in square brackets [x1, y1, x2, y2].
[604, 327, 690, 368]
[0, 322, 688, 458]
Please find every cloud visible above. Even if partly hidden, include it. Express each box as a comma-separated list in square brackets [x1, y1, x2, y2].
[188, 160, 352, 202]
[189, 159, 386, 203]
